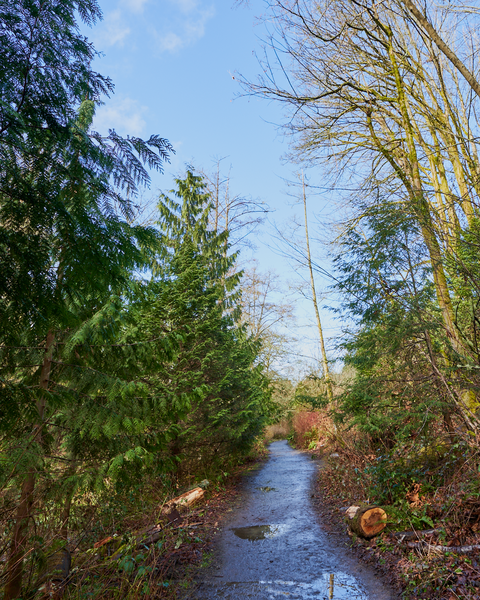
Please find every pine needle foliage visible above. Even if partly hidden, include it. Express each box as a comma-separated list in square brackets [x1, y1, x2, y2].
[129, 171, 272, 478]
[333, 200, 451, 446]
[0, 3, 172, 596]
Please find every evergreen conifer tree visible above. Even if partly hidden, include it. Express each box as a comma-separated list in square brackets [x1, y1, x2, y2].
[1, 3, 172, 594]
[129, 171, 271, 477]
[1, 94, 170, 597]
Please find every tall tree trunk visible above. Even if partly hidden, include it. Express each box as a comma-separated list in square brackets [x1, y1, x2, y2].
[4, 329, 55, 600]
[302, 174, 334, 407]
[387, 36, 466, 358]
[401, 0, 480, 100]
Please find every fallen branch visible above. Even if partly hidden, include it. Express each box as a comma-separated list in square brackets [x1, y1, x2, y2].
[404, 540, 480, 554]
[136, 524, 166, 548]
[87, 482, 210, 564]
[392, 529, 441, 540]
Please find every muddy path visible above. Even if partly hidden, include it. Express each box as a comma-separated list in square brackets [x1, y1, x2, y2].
[190, 440, 396, 599]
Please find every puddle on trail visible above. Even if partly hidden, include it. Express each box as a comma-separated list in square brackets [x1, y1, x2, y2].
[214, 573, 368, 599]
[197, 441, 392, 599]
[258, 572, 368, 599]
[232, 524, 288, 541]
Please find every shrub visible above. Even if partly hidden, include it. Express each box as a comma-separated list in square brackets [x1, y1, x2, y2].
[265, 420, 291, 441]
[292, 411, 321, 449]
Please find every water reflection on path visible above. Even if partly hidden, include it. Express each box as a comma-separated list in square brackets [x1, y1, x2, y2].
[260, 573, 366, 599]
[191, 441, 394, 599]
[232, 524, 290, 541]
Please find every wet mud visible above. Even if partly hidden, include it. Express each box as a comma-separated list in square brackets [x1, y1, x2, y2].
[191, 440, 396, 599]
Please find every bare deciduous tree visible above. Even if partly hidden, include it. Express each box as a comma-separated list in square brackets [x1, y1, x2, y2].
[240, 0, 480, 428]
[240, 262, 296, 376]
[200, 158, 269, 251]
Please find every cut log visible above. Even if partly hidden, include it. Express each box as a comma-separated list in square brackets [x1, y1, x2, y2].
[345, 505, 360, 520]
[161, 487, 204, 515]
[345, 505, 387, 539]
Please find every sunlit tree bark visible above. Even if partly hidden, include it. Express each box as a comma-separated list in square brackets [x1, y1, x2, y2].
[241, 0, 480, 430]
[301, 174, 334, 406]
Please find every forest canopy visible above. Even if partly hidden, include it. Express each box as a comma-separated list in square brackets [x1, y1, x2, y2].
[0, 3, 271, 597]
[5, 0, 480, 598]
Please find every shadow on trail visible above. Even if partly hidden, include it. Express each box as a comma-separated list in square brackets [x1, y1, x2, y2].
[190, 440, 396, 599]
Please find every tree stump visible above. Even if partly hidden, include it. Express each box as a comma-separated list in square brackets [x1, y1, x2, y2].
[36, 548, 71, 599]
[345, 504, 387, 539]
[37, 548, 71, 583]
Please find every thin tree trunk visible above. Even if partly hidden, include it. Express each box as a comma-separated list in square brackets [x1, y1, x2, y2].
[429, 127, 462, 239]
[60, 492, 74, 542]
[4, 329, 55, 600]
[223, 176, 230, 257]
[59, 462, 77, 542]
[214, 161, 220, 232]
[4, 473, 36, 600]
[302, 174, 334, 407]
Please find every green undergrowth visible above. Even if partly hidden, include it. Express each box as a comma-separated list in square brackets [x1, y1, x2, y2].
[29, 442, 268, 600]
[317, 435, 480, 598]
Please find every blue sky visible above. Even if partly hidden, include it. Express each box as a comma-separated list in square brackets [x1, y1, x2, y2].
[86, 0, 343, 376]
[89, 0, 289, 199]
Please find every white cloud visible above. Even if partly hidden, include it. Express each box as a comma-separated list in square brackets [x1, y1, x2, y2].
[94, 10, 130, 47]
[174, 0, 199, 14]
[185, 8, 214, 39]
[157, 31, 184, 53]
[93, 98, 147, 137]
[122, 0, 149, 13]
[156, 4, 215, 53]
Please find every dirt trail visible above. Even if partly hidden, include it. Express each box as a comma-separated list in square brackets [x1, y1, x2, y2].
[191, 440, 395, 599]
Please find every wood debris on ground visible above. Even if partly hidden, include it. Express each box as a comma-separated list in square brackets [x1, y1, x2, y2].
[60, 459, 265, 599]
[312, 454, 480, 599]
